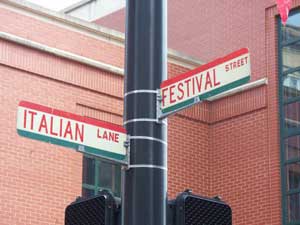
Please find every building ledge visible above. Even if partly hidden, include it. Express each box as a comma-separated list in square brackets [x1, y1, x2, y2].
[2, 0, 204, 69]
[0, 31, 124, 75]
[207, 78, 268, 101]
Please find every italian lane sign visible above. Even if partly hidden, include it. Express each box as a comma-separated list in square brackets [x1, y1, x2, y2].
[159, 48, 251, 117]
[17, 101, 128, 165]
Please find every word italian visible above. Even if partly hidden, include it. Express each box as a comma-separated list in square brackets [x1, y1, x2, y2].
[23, 109, 84, 142]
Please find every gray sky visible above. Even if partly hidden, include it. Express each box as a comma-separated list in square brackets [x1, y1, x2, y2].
[26, 0, 81, 11]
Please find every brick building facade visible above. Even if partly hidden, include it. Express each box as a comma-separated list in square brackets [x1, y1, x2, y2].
[0, 0, 300, 225]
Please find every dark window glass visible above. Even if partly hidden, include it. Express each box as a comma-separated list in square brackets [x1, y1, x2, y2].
[82, 157, 95, 185]
[282, 41, 300, 72]
[287, 193, 300, 222]
[98, 161, 113, 189]
[284, 101, 300, 129]
[287, 162, 300, 190]
[283, 71, 300, 99]
[285, 136, 300, 160]
[82, 156, 121, 198]
[280, 10, 300, 225]
[113, 165, 121, 197]
[282, 13, 300, 43]
[82, 188, 94, 199]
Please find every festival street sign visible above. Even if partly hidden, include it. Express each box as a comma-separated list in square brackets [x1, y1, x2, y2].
[17, 101, 128, 165]
[158, 48, 251, 118]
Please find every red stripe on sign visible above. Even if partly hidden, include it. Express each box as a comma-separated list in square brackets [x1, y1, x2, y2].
[19, 100, 52, 113]
[83, 117, 126, 133]
[161, 48, 249, 88]
[18, 101, 126, 133]
[52, 109, 84, 124]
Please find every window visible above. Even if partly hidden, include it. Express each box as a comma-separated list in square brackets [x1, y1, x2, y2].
[82, 155, 121, 198]
[27, 0, 126, 22]
[62, 0, 126, 22]
[279, 10, 300, 225]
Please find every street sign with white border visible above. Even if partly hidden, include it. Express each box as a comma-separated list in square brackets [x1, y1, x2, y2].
[159, 48, 251, 117]
[17, 101, 128, 164]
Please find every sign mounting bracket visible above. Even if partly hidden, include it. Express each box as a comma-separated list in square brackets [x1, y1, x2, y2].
[157, 89, 203, 121]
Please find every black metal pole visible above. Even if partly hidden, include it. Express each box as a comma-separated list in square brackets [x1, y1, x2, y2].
[123, 1, 167, 225]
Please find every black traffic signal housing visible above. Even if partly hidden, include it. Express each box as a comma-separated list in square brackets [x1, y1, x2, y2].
[168, 190, 232, 225]
[65, 190, 119, 225]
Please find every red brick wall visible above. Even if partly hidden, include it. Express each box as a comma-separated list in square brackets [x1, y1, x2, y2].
[0, 5, 211, 224]
[210, 109, 271, 225]
[0, 47, 124, 224]
[168, 0, 275, 77]
[0, 6, 124, 68]
[167, 62, 211, 198]
[2, 1, 300, 225]
[168, 115, 210, 198]
[167, 1, 300, 225]
[0, 6, 125, 224]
